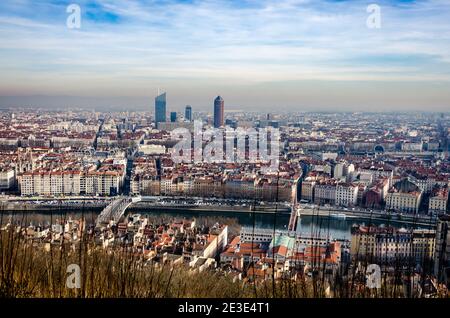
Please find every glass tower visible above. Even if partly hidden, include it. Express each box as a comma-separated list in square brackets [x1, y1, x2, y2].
[185, 105, 192, 122]
[155, 92, 166, 124]
[170, 111, 177, 122]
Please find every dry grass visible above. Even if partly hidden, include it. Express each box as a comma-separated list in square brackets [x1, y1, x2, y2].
[0, 226, 447, 298]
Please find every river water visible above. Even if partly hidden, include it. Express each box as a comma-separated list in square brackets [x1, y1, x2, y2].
[1, 208, 433, 240]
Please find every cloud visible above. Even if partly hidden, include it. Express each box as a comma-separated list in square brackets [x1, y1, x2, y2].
[0, 0, 449, 110]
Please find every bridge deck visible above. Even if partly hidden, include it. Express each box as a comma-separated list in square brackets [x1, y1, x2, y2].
[96, 196, 141, 227]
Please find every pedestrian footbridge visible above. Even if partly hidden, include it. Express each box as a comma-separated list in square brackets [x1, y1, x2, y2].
[96, 196, 141, 227]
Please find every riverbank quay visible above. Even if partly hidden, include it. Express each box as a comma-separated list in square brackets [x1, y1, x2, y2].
[298, 206, 438, 227]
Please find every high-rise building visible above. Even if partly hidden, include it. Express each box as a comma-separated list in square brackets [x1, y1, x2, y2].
[155, 92, 166, 124]
[185, 105, 192, 122]
[213, 96, 224, 128]
[170, 111, 177, 122]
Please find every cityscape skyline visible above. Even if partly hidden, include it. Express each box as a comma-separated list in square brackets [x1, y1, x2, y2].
[1, 0, 450, 304]
[0, 0, 450, 112]
[1, 89, 450, 114]
[0, 106, 449, 299]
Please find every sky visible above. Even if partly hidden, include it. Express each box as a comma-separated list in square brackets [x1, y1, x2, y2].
[0, 0, 450, 112]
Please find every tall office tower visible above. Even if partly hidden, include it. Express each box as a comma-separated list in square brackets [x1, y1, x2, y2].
[155, 92, 166, 124]
[185, 105, 192, 122]
[170, 111, 177, 122]
[213, 96, 224, 128]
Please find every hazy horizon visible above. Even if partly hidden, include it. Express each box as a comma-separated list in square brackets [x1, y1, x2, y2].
[1, 91, 450, 113]
[0, 96, 450, 114]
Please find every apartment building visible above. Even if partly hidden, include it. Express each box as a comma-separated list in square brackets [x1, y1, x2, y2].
[20, 166, 124, 196]
[300, 178, 315, 202]
[21, 171, 81, 196]
[385, 179, 422, 213]
[131, 175, 160, 196]
[351, 226, 435, 263]
[386, 191, 422, 214]
[429, 186, 449, 215]
[364, 178, 390, 209]
[314, 180, 337, 205]
[335, 183, 358, 207]
[84, 171, 122, 196]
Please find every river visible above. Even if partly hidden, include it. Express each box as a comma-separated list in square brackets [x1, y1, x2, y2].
[1, 208, 433, 240]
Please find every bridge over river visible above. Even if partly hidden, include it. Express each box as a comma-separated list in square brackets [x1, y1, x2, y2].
[96, 196, 141, 227]
[95, 195, 291, 227]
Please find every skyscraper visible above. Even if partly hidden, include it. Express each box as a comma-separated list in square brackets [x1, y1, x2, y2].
[170, 111, 177, 122]
[155, 92, 166, 124]
[185, 105, 192, 122]
[213, 96, 224, 128]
